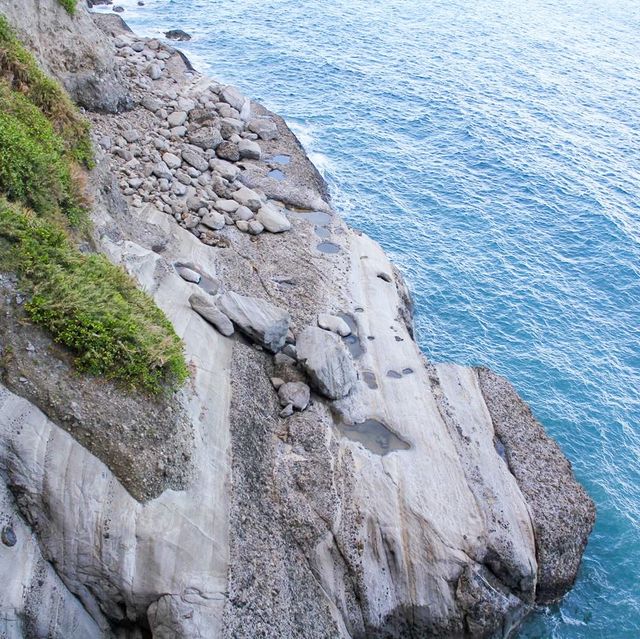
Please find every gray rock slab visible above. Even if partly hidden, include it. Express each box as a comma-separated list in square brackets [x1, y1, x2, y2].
[296, 326, 357, 399]
[318, 313, 351, 337]
[189, 293, 234, 337]
[216, 292, 290, 353]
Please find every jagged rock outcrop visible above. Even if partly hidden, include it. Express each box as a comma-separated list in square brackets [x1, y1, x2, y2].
[0, 4, 595, 639]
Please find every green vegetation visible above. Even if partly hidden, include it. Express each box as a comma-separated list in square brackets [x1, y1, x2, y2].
[57, 0, 77, 14]
[0, 15, 92, 166]
[0, 15, 189, 393]
[0, 203, 189, 392]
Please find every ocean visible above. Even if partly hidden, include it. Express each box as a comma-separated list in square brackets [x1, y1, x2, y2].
[98, 0, 640, 636]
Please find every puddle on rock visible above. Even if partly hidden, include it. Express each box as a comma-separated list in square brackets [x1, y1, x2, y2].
[317, 241, 341, 254]
[402, 368, 414, 375]
[271, 154, 291, 165]
[337, 419, 410, 456]
[315, 225, 331, 239]
[268, 169, 286, 181]
[289, 210, 332, 225]
[387, 370, 402, 379]
[338, 313, 363, 358]
[362, 371, 378, 389]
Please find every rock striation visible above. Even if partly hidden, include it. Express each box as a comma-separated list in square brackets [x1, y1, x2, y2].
[0, 3, 595, 638]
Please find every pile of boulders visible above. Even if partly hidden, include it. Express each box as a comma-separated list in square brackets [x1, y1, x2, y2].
[188, 287, 357, 417]
[92, 35, 288, 247]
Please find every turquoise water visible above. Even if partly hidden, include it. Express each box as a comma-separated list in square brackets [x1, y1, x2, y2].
[104, 1, 640, 635]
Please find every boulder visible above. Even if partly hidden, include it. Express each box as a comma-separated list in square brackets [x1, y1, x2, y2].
[181, 150, 209, 172]
[215, 292, 290, 353]
[238, 139, 261, 160]
[220, 85, 248, 116]
[165, 29, 192, 41]
[247, 118, 279, 141]
[318, 313, 351, 337]
[167, 111, 188, 127]
[188, 126, 223, 151]
[189, 293, 234, 337]
[201, 211, 226, 231]
[216, 141, 240, 162]
[296, 327, 357, 399]
[277, 382, 310, 411]
[209, 158, 239, 181]
[257, 204, 291, 233]
[233, 187, 262, 211]
[162, 152, 181, 169]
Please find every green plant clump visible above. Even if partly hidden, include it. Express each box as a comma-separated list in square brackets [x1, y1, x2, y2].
[57, 0, 77, 15]
[0, 202, 189, 392]
[0, 14, 91, 166]
[0, 14, 189, 393]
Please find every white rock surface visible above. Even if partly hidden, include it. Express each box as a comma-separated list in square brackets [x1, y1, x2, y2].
[256, 204, 291, 233]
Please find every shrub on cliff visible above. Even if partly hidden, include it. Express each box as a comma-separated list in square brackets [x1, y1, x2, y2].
[0, 14, 189, 394]
[57, 0, 77, 15]
[0, 202, 189, 392]
[0, 14, 92, 166]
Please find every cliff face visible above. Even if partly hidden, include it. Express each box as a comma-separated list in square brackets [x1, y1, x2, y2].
[0, 3, 595, 638]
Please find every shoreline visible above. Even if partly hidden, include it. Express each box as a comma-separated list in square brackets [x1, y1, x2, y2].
[0, 2, 596, 637]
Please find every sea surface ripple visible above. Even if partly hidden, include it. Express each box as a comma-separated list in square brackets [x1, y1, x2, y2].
[104, 0, 640, 635]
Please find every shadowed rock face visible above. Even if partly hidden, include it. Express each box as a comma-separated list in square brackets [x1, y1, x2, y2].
[0, 4, 595, 638]
[0, 0, 131, 112]
[476, 367, 596, 604]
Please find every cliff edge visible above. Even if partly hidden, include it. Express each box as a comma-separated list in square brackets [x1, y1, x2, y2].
[0, 2, 595, 638]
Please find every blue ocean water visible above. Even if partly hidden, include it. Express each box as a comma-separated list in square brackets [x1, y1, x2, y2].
[103, 0, 640, 635]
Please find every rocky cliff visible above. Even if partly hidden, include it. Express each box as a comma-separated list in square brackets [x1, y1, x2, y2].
[0, 2, 595, 638]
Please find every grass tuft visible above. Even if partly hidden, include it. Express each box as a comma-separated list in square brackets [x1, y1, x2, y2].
[0, 202, 189, 393]
[58, 0, 77, 16]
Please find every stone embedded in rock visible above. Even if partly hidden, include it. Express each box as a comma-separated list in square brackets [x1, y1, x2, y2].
[141, 96, 163, 112]
[238, 139, 261, 160]
[175, 266, 201, 283]
[233, 187, 262, 211]
[230, 206, 253, 222]
[215, 291, 290, 353]
[201, 211, 226, 230]
[216, 141, 240, 162]
[257, 204, 291, 233]
[214, 199, 239, 214]
[296, 326, 357, 399]
[122, 128, 140, 143]
[318, 313, 351, 337]
[162, 152, 181, 169]
[167, 111, 188, 127]
[248, 220, 264, 235]
[181, 150, 209, 172]
[278, 382, 310, 411]
[189, 293, 234, 337]
[147, 63, 162, 80]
